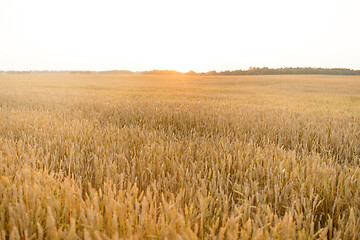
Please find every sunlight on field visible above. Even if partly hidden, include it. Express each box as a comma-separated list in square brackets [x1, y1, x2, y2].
[0, 74, 359, 239]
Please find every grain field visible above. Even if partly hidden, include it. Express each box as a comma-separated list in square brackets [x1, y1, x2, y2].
[0, 74, 359, 239]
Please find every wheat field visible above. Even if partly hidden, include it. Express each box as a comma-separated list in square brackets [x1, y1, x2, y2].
[0, 74, 359, 239]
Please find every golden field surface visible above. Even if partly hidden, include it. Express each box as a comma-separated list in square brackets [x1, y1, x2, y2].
[0, 74, 360, 239]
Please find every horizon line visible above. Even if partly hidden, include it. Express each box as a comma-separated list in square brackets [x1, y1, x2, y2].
[1, 66, 360, 73]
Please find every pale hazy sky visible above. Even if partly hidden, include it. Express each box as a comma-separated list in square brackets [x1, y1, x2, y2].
[1, 0, 359, 72]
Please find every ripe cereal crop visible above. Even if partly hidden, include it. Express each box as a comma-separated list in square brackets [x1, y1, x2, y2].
[0, 74, 359, 239]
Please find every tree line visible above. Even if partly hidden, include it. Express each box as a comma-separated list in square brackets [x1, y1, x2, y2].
[208, 67, 360, 76]
[1, 67, 360, 75]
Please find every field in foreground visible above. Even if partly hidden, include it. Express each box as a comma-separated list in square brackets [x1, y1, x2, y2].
[0, 74, 359, 239]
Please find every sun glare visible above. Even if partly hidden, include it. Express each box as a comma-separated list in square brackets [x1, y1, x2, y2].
[0, 0, 359, 71]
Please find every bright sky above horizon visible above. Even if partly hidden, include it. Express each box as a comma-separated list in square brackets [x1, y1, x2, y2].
[0, 0, 359, 72]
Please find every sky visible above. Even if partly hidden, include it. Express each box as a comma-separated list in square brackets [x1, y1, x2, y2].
[0, 0, 359, 72]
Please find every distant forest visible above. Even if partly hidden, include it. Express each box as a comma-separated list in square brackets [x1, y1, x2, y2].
[1, 67, 360, 76]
